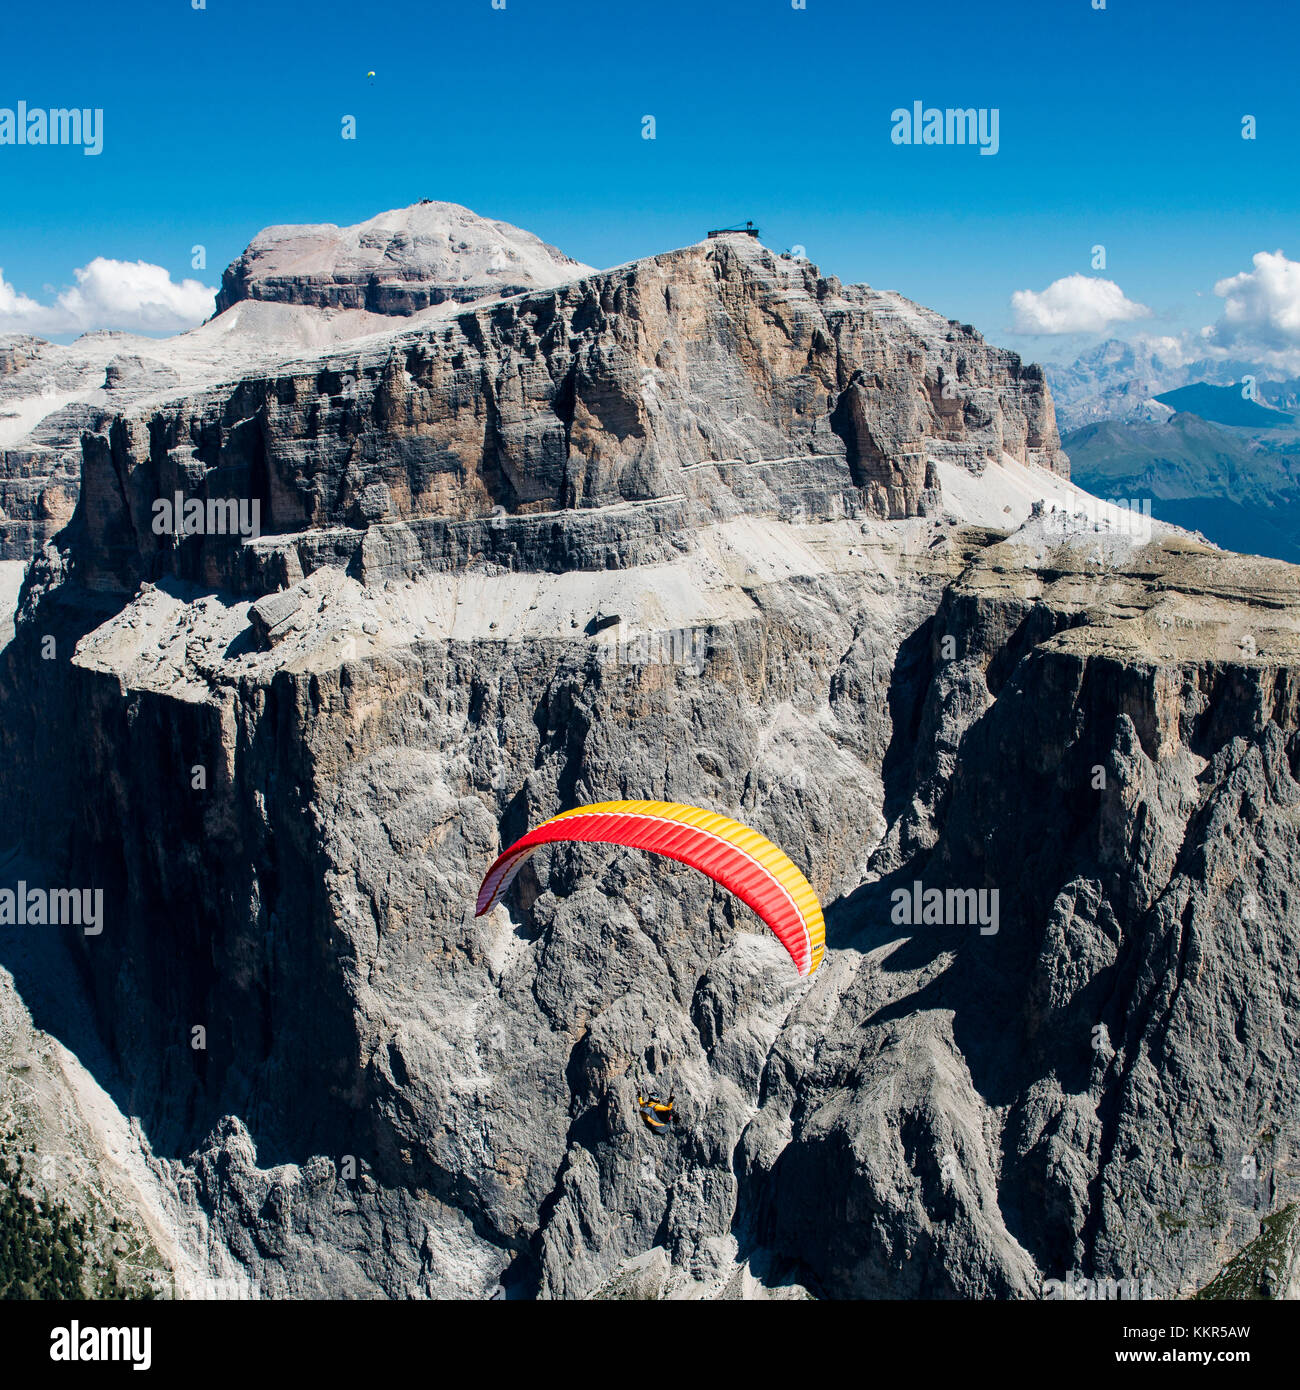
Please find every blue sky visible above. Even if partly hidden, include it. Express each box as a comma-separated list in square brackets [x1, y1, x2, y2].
[0, 0, 1295, 361]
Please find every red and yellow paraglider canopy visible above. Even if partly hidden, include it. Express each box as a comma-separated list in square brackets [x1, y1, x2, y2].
[475, 800, 825, 977]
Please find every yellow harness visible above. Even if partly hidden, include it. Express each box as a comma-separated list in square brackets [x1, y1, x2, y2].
[637, 1093, 675, 1129]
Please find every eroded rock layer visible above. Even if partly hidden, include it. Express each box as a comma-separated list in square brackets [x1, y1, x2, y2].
[73, 237, 1064, 597]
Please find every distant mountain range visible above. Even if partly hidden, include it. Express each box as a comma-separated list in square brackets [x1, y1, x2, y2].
[1062, 397, 1300, 564]
[1048, 339, 1300, 564]
[1045, 337, 1300, 432]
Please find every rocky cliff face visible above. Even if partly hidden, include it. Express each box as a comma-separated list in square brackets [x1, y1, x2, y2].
[1, 215, 1294, 1302]
[0, 334, 107, 561]
[751, 523, 1300, 1297]
[0, 202, 592, 564]
[73, 234, 1064, 600]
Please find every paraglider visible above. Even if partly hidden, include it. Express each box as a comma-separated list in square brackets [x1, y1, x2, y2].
[475, 799, 825, 977]
[365, 70, 376, 84]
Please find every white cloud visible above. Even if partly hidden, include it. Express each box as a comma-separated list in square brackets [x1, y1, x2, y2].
[0, 258, 216, 336]
[1202, 250, 1300, 361]
[1132, 333, 1191, 368]
[0, 271, 50, 327]
[1010, 274, 1152, 335]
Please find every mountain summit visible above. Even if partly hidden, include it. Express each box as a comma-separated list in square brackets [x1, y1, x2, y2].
[213, 200, 593, 316]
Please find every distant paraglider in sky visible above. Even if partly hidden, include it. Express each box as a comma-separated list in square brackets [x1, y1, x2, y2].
[365, 70, 376, 84]
[476, 800, 826, 976]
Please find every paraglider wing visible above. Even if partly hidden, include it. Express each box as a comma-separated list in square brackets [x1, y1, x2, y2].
[475, 800, 825, 976]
